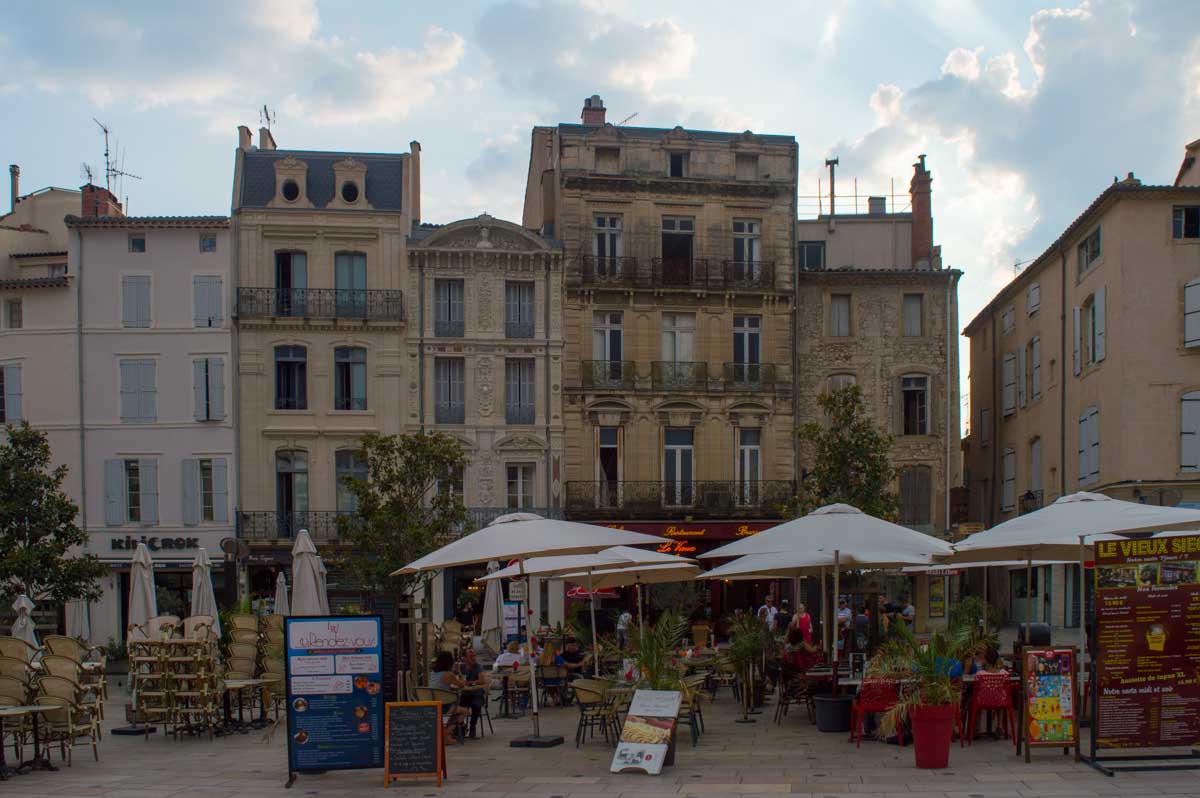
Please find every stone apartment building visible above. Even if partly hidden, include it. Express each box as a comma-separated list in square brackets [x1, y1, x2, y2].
[795, 158, 962, 537]
[522, 96, 797, 613]
[962, 138, 1200, 627]
[230, 126, 420, 602]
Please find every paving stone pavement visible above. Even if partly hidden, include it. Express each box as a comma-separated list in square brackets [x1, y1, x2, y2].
[8, 686, 1199, 798]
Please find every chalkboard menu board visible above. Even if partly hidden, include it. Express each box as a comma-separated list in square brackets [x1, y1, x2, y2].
[384, 702, 444, 785]
[1021, 646, 1079, 762]
[285, 615, 383, 778]
[1093, 534, 1200, 751]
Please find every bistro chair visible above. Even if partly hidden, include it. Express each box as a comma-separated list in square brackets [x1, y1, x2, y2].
[538, 664, 569, 707]
[146, 615, 181, 639]
[572, 685, 615, 747]
[0, 674, 32, 705]
[41, 635, 107, 703]
[963, 671, 1016, 748]
[182, 616, 215, 641]
[0, 637, 37, 664]
[851, 677, 902, 747]
[34, 681, 99, 765]
[0, 656, 31, 684]
[39, 655, 103, 721]
[414, 686, 465, 744]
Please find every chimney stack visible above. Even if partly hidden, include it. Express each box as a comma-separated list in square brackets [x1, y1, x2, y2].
[9, 164, 18, 213]
[867, 195, 886, 215]
[80, 183, 123, 219]
[259, 126, 277, 151]
[581, 94, 606, 126]
[910, 154, 933, 269]
[238, 125, 253, 151]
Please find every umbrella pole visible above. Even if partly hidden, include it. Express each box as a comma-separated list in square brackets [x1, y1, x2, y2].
[831, 551, 840, 664]
[523, 559, 542, 738]
[819, 567, 828, 654]
[588, 569, 600, 677]
[1078, 534, 1087, 657]
[1025, 557, 1033, 644]
[982, 567, 989, 633]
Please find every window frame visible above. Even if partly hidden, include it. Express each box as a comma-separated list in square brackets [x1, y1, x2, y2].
[199, 233, 217, 253]
[1077, 226, 1102, 277]
[504, 358, 536, 424]
[668, 151, 688, 178]
[799, 241, 825, 271]
[1182, 391, 1200, 472]
[1173, 206, 1200, 240]
[333, 346, 368, 411]
[900, 373, 930, 436]
[128, 234, 146, 253]
[273, 345, 308, 411]
[6, 299, 21, 330]
[830, 294, 852, 337]
[121, 274, 152, 328]
[119, 358, 157, 423]
[902, 293, 924, 337]
[1001, 448, 1017, 511]
[433, 278, 465, 337]
[434, 357, 466, 424]
[506, 462, 536, 509]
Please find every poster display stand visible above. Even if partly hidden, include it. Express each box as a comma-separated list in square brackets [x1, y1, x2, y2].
[1083, 534, 1200, 776]
[1020, 646, 1079, 762]
[611, 690, 681, 775]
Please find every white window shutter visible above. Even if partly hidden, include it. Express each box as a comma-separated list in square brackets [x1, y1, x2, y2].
[193, 276, 209, 327]
[1089, 409, 1101, 482]
[104, 459, 125, 525]
[1080, 307, 1089, 376]
[1028, 282, 1040, 314]
[210, 277, 223, 325]
[1182, 392, 1200, 471]
[980, 408, 990, 445]
[3, 365, 20, 422]
[139, 458, 158, 524]
[193, 360, 207, 421]
[1094, 286, 1106, 361]
[1185, 278, 1200, 348]
[1018, 346, 1027, 408]
[139, 361, 157, 421]
[210, 358, 225, 419]
[212, 458, 229, 523]
[122, 278, 137, 326]
[1002, 354, 1016, 415]
[1031, 337, 1041, 398]
[1078, 411, 1089, 484]
[120, 361, 138, 421]
[181, 458, 199, 526]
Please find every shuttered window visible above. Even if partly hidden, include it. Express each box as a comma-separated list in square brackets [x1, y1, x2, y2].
[122, 276, 151, 328]
[1018, 346, 1027, 408]
[193, 276, 223, 328]
[830, 295, 851, 337]
[980, 408, 990, 446]
[1078, 406, 1100, 486]
[182, 457, 228, 525]
[0, 365, 21, 424]
[1001, 306, 1015, 335]
[1030, 337, 1042, 399]
[193, 358, 225, 421]
[1182, 392, 1200, 472]
[434, 358, 465, 423]
[1185, 278, 1200, 348]
[902, 294, 923, 337]
[105, 458, 158, 525]
[1001, 448, 1016, 511]
[505, 359, 536, 424]
[1002, 353, 1016, 415]
[120, 360, 157, 422]
[334, 347, 367, 411]
[899, 466, 932, 527]
[1027, 282, 1041, 315]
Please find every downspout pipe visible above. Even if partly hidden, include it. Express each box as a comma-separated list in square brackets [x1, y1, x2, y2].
[543, 252, 552, 511]
[1059, 246, 1068, 498]
[790, 144, 800, 490]
[945, 274, 952, 534]
[418, 251, 426, 433]
[75, 228, 87, 540]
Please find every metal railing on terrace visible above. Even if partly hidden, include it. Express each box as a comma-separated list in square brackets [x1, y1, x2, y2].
[564, 480, 795, 520]
[236, 288, 404, 321]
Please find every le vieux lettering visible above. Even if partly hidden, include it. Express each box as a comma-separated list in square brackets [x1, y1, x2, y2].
[111, 535, 200, 552]
[1096, 536, 1200, 561]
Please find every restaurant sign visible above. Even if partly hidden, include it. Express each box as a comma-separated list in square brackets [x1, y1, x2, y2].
[1092, 533, 1200, 752]
[604, 522, 771, 540]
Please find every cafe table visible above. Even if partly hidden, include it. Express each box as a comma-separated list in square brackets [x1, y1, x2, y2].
[0, 705, 57, 777]
[223, 678, 273, 731]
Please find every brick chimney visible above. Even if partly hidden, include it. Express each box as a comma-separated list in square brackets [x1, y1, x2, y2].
[259, 126, 277, 151]
[910, 154, 933, 269]
[581, 94, 606, 126]
[238, 125, 253, 151]
[80, 183, 123, 218]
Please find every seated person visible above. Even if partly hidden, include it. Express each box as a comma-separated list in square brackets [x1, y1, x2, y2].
[969, 644, 1006, 674]
[429, 651, 471, 730]
[492, 641, 527, 671]
[558, 639, 591, 679]
[458, 648, 489, 738]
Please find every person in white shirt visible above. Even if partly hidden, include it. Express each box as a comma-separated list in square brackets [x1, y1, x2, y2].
[492, 641, 528, 670]
[836, 597, 852, 652]
[616, 610, 633, 649]
[757, 594, 779, 630]
[898, 594, 916, 624]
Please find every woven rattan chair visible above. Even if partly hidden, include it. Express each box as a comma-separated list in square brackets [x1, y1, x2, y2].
[34, 689, 98, 765]
[0, 637, 37, 664]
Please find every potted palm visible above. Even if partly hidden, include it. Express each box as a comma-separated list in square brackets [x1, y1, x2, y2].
[722, 613, 771, 720]
[878, 622, 968, 769]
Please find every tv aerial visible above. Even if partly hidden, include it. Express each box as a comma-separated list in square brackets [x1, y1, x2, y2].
[260, 104, 277, 132]
[93, 118, 141, 198]
[79, 162, 94, 184]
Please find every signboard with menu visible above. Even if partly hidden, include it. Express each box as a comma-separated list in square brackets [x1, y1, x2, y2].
[383, 701, 444, 786]
[611, 690, 681, 775]
[1021, 646, 1079, 762]
[284, 616, 384, 785]
[1088, 533, 1200, 774]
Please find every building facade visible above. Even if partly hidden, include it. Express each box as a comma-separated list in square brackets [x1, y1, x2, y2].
[522, 96, 797, 613]
[795, 158, 962, 537]
[230, 126, 420, 601]
[962, 139, 1200, 627]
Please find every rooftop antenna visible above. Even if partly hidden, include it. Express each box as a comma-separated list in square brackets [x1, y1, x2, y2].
[260, 104, 277, 132]
[79, 162, 94, 185]
[617, 112, 638, 126]
[93, 118, 141, 196]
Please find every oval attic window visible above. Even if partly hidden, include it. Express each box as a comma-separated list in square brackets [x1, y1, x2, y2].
[281, 179, 300, 202]
[341, 181, 359, 203]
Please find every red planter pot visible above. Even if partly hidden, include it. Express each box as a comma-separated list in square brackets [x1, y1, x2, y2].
[908, 703, 957, 769]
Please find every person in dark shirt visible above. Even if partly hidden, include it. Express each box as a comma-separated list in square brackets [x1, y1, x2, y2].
[774, 599, 792, 633]
[457, 648, 488, 738]
[559, 639, 590, 680]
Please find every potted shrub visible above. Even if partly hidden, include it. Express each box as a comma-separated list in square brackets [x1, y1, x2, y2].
[879, 622, 967, 769]
[722, 613, 771, 718]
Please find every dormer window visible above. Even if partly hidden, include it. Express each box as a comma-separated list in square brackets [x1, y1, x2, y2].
[669, 152, 688, 178]
[272, 156, 311, 208]
[281, 179, 300, 202]
[341, 181, 359, 203]
[332, 158, 370, 209]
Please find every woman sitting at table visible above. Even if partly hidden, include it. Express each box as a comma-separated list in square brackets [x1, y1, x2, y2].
[537, 643, 568, 706]
[493, 641, 527, 671]
[458, 648, 489, 738]
[969, 644, 1006, 674]
[430, 651, 471, 729]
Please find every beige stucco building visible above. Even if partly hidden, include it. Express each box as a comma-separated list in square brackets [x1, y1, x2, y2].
[962, 139, 1200, 627]
[230, 127, 420, 600]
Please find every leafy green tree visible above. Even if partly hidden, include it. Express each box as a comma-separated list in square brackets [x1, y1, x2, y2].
[791, 385, 899, 520]
[336, 432, 469, 597]
[0, 422, 108, 606]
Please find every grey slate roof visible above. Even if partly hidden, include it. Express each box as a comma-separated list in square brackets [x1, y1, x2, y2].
[240, 150, 404, 210]
[557, 123, 795, 146]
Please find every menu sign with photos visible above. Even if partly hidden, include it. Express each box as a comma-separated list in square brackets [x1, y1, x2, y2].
[611, 690, 681, 775]
[1092, 534, 1200, 751]
[1021, 647, 1079, 761]
[285, 616, 384, 777]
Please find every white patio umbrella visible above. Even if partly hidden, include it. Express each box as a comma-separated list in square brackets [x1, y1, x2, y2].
[189, 549, 221, 640]
[560, 560, 702, 636]
[316, 555, 331, 614]
[274, 571, 290, 616]
[11, 595, 38, 648]
[127, 542, 157, 640]
[291, 530, 328, 616]
[65, 599, 91, 642]
[480, 561, 504, 655]
[394, 512, 665, 744]
[949, 491, 1200, 649]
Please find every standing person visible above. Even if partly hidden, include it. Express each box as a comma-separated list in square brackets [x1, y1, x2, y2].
[836, 597, 852, 655]
[458, 648, 489, 738]
[616, 608, 633, 650]
[757, 594, 779, 630]
[775, 599, 792, 632]
[790, 602, 813, 645]
[897, 594, 916, 626]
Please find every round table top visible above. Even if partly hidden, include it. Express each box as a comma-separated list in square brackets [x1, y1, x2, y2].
[224, 678, 271, 689]
[0, 704, 55, 715]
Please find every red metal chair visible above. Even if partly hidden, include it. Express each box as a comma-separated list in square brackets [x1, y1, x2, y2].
[851, 677, 901, 747]
[964, 671, 1016, 747]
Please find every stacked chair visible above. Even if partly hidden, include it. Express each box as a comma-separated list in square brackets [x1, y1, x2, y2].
[0, 650, 33, 761]
[222, 614, 262, 725]
[42, 635, 108, 710]
[259, 615, 286, 722]
[129, 614, 222, 739]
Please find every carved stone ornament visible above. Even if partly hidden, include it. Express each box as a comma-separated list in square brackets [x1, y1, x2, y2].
[477, 357, 494, 416]
[477, 277, 494, 331]
[278, 156, 305, 170]
[497, 434, 545, 451]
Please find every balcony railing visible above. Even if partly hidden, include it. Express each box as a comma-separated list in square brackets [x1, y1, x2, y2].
[652, 258, 709, 288]
[237, 510, 352, 541]
[724, 260, 775, 290]
[505, 320, 534, 339]
[579, 256, 638, 286]
[465, 507, 563, 532]
[723, 362, 778, 390]
[505, 404, 535, 424]
[565, 480, 795, 520]
[435, 402, 466, 424]
[1019, 489, 1044, 515]
[581, 360, 635, 390]
[237, 288, 404, 321]
[652, 361, 706, 390]
[434, 319, 465, 337]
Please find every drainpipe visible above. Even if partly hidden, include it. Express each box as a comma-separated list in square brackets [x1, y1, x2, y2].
[418, 251, 426, 433]
[75, 228, 87, 541]
[945, 274, 953, 533]
[543, 252, 553, 511]
[230, 210, 243, 602]
[1059, 246, 1067, 497]
[790, 144, 800, 490]
[989, 313, 998, 526]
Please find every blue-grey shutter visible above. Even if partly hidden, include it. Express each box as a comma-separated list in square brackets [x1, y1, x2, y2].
[120, 361, 138, 421]
[1073, 307, 1081, 375]
[193, 276, 210, 327]
[212, 458, 229, 523]
[1078, 411, 1089, 485]
[209, 277, 223, 326]
[122, 278, 137, 326]
[1185, 278, 1200, 348]
[1089, 409, 1101, 483]
[181, 458, 199, 526]
[139, 458, 158, 524]
[1002, 354, 1016, 415]
[1182, 392, 1200, 472]
[1031, 337, 1041, 398]
[1094, 286, 1106, 362]
[3, 365, 20, 422]
[139, 361, 157, 421]
[104, 459, 125, 525]
[1018, 346, 1027, 408]
[193, 359, 207, 421]
[209, 358, 225, 419]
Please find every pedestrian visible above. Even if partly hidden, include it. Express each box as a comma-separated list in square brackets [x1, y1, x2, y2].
[789, 602, 813, 645]
[616, 608, 632, 650]
[775, 599, 792, 631]
[757, 594, 779, 630]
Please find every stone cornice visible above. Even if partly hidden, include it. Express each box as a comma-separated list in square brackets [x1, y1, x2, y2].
[562, 172, 791, 200]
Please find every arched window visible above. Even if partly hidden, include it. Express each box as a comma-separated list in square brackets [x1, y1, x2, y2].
[275, 450, 308, 537]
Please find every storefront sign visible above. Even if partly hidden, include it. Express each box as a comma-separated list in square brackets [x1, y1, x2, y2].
[110, 535, 200, 552]
[603, 522, 772, 540]
[611, 690, 681, 775]
[1021, 646, 1079, 762]
[656, 540, 698, 555]
[285, 616, 384, 777]
[1092, 534, 1200, 750]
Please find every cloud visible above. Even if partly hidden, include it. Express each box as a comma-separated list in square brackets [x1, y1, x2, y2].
[820, 12, 841, 53]
[0, 1, 464, 126]
[941, 47, 983, 81]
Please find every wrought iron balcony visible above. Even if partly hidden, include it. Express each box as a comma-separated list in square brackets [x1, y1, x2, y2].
[505, 320, 534, 339]
[723, 260, 775, 290]
[236, 288, 404, 321]
[465, 507, 564, 532]
[565, 480, 795, 521]
[723, 362, 779, 390]
[237, 510, 352, 541]
[652, 361, 706, 390]
[652, 258, 708, 288]
[581, 360, 635, 390]
[434, 318, 465, 337]
[505, 404, 535, 425]
[1019, 489, 1044, 515]
[579, 256, 638, 286]
[435, 402, 466, 424]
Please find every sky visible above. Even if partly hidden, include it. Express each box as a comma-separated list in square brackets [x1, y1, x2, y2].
[4, 0, 1199, 427]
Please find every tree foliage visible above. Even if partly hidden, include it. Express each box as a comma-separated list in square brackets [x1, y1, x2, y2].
[336, 432, 469, 597]
[791, 385, 899, 520]
[0, 423, 108, 606]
